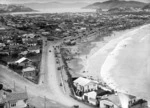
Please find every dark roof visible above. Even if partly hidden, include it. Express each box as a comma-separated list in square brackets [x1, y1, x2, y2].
[5, 92, 28, 102]
[128, 94, 136, 99]
[97, 88, 112, 96]
[131, 99, 147, 107]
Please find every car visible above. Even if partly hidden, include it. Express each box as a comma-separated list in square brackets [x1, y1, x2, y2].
[72, 105, 79, 108]
[49, 50, 51, 52]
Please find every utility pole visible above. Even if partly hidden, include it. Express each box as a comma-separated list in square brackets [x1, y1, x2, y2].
[13, 81, 15, 91]
[44, 96, 46, 108]
[25, 86, 27, 93]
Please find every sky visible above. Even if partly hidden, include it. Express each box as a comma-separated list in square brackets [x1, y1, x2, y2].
[0, 0, 150, 4]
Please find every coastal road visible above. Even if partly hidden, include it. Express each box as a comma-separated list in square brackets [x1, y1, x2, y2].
[0, 38, 93, 108]
[44, 40, 93, 107]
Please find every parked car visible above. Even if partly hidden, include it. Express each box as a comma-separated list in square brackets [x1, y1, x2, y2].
[72, 105, 79, 108]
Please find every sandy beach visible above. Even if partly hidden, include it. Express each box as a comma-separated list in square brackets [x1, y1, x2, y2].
[78, 28, 138, 80]
[71, 24, 150, 106]
[101, 24, 150, 104]
[67, 24, 150, 105]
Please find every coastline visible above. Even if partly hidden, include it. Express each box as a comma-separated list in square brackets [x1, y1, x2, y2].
[77, 27, 139, 80]
[101, 24, 150, 104]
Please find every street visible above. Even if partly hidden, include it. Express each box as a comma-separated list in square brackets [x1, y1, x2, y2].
[0, 38, 93, 108]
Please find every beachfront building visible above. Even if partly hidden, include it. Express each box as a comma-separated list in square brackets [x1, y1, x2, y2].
[83, 91, 97, 105]
[73, 77, 98, 93]
[128, 95, 148, 108]
[82, 87, 113, 106]
[99, 94, 122, 108]
[99, 93, 148, 108]
[129, 99, 148, 108]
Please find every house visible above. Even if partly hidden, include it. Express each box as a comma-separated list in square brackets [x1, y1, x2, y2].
[15, 57, 29, 64]
[82, 88, 113, 106]
[99, 94, 121, 108]
[4, 92, 28, 108]
[99, 93, 148, 108]
[14, 57, 32, 67]
[20, 51, 28, 56]
[28, 46, 40, 54]
[22, 34, 35, 39]
[129, 99, 148, 108]
[0, 43, 5, 47]
[73, 77, 98, 93]
[22, 66, 36, 80]
[83, 91, 98, 105]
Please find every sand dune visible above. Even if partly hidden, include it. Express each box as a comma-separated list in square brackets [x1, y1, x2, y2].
[101, 24, 150, 104]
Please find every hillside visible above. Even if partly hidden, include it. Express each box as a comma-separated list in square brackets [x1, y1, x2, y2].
[23, 2, 89, 10]
[0, 4, 35, 13]
[143, 3, 150, 10]
[84, 0, 147, 10]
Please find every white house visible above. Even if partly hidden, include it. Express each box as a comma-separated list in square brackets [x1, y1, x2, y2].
[83, 91, 98, 105]
[99, 94, 121, 108]
[73, 77, 98, 93]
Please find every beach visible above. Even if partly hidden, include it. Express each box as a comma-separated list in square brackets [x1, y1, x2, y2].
[101, 24, 150, 104]
[70, 24, 150, 105]
[78, 28, 137, 80]
[64, 24, 150, 104]
[77, 24, 150, 105]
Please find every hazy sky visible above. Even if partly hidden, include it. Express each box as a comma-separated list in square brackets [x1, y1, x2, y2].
[0, 0, 150, 4]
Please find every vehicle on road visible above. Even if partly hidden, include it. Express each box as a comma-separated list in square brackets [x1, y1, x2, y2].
[72, 105, 79, 108]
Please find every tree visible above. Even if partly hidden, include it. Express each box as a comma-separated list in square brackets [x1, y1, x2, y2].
[11, 53, 18, 58]
[0, 84, 3, 90]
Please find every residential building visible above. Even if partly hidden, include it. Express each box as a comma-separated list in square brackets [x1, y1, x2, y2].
[4, 92, 28, 108]
[28, 46, 40, 54]
[22, 66, 36, 80]
[99, 93, 148, 108]
[14, 57, 32, 67]
[99, 94, 121, 108]
[73, 77, 98, 93]
[83, 91, 98, 105]
[0, 90, 28, 108]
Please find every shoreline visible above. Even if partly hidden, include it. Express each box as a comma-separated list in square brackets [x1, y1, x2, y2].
[77, 27, 139, 80]
[101, 24, 150, 104]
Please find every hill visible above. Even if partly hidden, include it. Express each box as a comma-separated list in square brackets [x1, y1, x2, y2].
[0, 4, 35, 13]
[23, 2, 89, 10]
[143, 3, 150, 10]
[83, 0, 147, 10]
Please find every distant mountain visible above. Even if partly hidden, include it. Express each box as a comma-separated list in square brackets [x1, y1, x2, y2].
[23, 2, 89, 10]
[83, 0, 147, 10]
[143, 3, 150, 10]
[0, 4, 35, 13]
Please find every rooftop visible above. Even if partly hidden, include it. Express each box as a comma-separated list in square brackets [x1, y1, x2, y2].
[4, 92, 28, 102]
[73, 77, 96, 86]
[106, 94, 121, 107]
[15, 57, 28, 64]
[22, 66, 35, 72]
